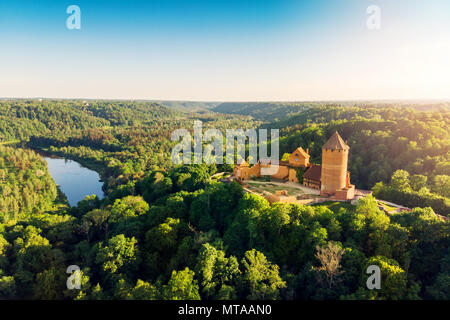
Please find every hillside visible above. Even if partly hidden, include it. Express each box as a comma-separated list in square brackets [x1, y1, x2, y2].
[0, 100, 181, 142]
[212, 102, 317, 122]
[266, 105, 450, 214]
[154, 100, 221, 112]
[0, 100, 448, 301]
[213, 101, 450, 123]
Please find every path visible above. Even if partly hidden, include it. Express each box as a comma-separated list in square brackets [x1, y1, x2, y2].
[244, 179, 320, 195]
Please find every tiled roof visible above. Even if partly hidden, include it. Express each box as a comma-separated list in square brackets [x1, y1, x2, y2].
[292, 147, 309, 158]
[322, 131, 349, 150]
[237, 160, 249, 167]
[303, 164, 321, 181]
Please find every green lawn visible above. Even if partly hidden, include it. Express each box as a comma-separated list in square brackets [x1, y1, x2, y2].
[378, 202, 398, 212]
[246, 182, 304, 196]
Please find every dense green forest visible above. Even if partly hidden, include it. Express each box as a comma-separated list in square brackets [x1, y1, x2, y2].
[155, 100, 220, 112]
[0, 146, 58, 222]
[212, 101, 450, 122]
[0, 99, 181, 141]
[270, 105, 450, 215]
[0, 99, 449, 300]
[0, 99, 256, 195]
[212, 102, 315, 122]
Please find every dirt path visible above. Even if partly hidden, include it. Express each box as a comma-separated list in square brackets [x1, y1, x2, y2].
[245, 180, 320, 195]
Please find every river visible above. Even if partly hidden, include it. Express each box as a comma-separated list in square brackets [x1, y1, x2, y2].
[43, 155, 104, 206]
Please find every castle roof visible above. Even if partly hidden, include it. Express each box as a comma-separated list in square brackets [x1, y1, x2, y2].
[292, 147, 309, 158]
[303, 164, 322, 181]
[237, 159, 249, 167]
[322, 131, 349, 150]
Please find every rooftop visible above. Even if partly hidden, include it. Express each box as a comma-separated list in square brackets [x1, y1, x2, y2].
[303, 164, 322, 181]
[292, 147, 309, 158]
[322, 131, 349, 150]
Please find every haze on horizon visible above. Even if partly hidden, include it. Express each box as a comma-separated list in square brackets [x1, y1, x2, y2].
[1, 0, 449, 101]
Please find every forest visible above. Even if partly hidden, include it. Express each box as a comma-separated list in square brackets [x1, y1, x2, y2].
[0, 99, 448, 300]
[272, 105, 450, 215]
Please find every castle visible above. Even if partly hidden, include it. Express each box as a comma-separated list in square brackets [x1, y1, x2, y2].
[233, 131, 355, 200]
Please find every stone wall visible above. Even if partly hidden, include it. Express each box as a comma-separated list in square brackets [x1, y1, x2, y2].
[270, 165, 290, 180]
[288, 168, 299, 183]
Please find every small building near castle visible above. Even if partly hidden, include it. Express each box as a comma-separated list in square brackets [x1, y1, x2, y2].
[289, 147, 310, 168]
[233, 131, 355, 201]
[303, 164, 321, 189]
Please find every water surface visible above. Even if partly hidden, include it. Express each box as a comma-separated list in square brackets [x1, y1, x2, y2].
[44, 156, 104, 206]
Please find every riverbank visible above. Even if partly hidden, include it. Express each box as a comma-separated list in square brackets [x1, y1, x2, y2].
[30, 146, 108, 191]
[29, 147, 106, 206]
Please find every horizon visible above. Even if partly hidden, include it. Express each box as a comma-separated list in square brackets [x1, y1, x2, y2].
[1, 97, 450, 104]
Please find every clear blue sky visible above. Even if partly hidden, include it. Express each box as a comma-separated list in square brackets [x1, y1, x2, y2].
[0, 0, 449, 100]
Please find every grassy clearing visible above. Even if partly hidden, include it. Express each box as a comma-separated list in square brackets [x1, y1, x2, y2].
[377, 202, 398, 213]
[246, 182, 304, 196]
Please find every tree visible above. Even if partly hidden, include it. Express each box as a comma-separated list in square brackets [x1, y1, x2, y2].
[172, 165, 210, 192]
[1, 100, 449, 301]
[34, 267, 66, 300]
[364, 256, 408, 300]
[267, 203, 290, 236]
[410, 174, 427, 191]
[296, 168, 306, 183]
[353, 195, 390, 255]
[129, 279, 159, 300]
[239, 249, 286, 300]
[355, 194, 382, 217]
[195, 243, 240, 299]
[426, 249, 450, 299]
[433, 175, 450, 198]
[0, 234, 10, 270]
[144, 218, 189, 278]
[72, 195, 101, 218]
[95, 234, 140, 276]
[109, 196, 149, 223]
[162, 268, 200, 300]
[224, 193, 270, 256]
[314, 242, 345, 290]
[82, 209, 110, 241]
[0, 276, 16, 299]
[13, 226, 53, 275]
[63, 268, 91, 300]
[139, 171, 173, 203]
[146, 218, 184, 252]
[340, 247, 366, 293]
[165, 195, 188, 219]
[389, 170, 410, 191]
[427, 273, 450, 299]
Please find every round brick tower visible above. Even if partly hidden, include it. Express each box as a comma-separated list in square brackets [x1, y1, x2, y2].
[320, 131, 349, 195]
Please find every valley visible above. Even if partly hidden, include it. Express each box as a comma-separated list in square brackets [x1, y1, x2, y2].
[0, 99, 448, 300]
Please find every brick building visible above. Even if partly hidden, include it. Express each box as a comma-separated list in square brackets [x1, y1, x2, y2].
[233, 131, 355, 200]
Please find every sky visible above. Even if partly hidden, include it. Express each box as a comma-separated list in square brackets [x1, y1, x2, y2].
[0, 0, 449, 101]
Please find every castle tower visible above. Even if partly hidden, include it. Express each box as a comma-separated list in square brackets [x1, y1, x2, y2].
[320, 131, 349, 196]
